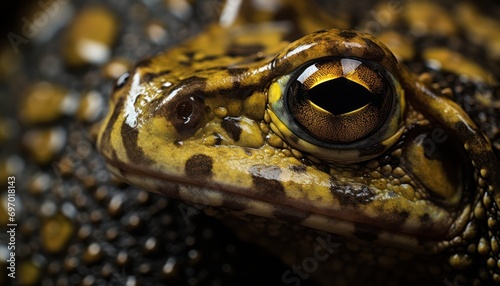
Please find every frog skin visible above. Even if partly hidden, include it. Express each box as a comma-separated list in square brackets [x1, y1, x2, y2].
[97, 0, 500, 284]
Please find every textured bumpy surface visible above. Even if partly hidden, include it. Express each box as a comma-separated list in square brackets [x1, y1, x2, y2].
[1, 0, 500, 285]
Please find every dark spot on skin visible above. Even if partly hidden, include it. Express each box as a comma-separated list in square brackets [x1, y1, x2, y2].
[330, 181, 375, 206]
[221, 117, 242, 141]
[273, 205, 310, 224]
[185, 154, 213, 179]
[141, 73, 155, 83]
[157, 182, 180, 198]
[134, 58, 153, 68]
[141, 70, 171, 84]
[338, 30, 358, 39]
[217, 68, 272, 100]
[100, 97, 125, 158]
[184, 51, 196, 59]
[353, 223, 381, 241]
[420, 213, 431, 225]
[454, 121, 484, 159]
[288, 134, 300, 144]
[385, 210, 410, 228]
[250, 165, 286, 200]
[397, 210, 410, 222]
[244, 148, 253, 156]
[121, 121, 154, 166]
[178, 76, 208, 93]
[227, 44, 265, 57]
[213, 133, 223, 145]
[195, 55, 223, 63]
[362, 37, 387, 62]
[290, 165, 307, 173]
[224, 68, 257, 99]
[220, 196, 249, 212]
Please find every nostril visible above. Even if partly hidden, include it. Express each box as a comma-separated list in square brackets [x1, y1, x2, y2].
[176, 97, 194, 122]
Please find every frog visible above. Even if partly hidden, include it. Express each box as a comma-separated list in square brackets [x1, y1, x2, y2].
[97, 0, 500, 284]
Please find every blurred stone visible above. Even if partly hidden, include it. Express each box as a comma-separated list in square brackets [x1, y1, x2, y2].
[0, 45, 21, 80]
[378, 31, 414, 62]
[456, 3, 500, 60]
[63, 6, 119, 67]
[164, 0, 192, 20]
[22, 127, 66, 165]
[20, 82, 78, 125]
[77, 90, 104, 123]
[41, 213, 74, 253]
[19, 260, 41, 286]
[102, 58, 131, 80]
[146, 21, 168, 44]
[423, 47, 494, 84]
[83, 242, 103, 264]
[403, 1, 457, 37]
[0, 118, 18, 143]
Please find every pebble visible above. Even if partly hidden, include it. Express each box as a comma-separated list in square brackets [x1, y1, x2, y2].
[403, 2, 457, 37]
[63, 6, 119, 66]
[76, 90, 104, 122]
[41, 213, 74, 253]
[20, 82, 77, 124]
[377, 31, 414, 61]
[102, 58, 131, 80]
[22, 127, 66, 165]
[0, 118, 18, 143]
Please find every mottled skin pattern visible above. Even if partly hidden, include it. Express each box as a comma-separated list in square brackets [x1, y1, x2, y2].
[97, 0, 500, 284]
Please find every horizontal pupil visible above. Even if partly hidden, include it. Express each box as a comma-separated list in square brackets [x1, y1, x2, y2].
[307, 77, 373, 115]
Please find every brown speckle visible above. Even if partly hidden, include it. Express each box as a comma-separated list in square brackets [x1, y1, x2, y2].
[290, 165, 307, 173]
[134, 58, 152, 68]
[220, 196, 249, 211]
[99, 97, 124, 158]
[227, 43, 265, 57]
[221, 117, 242, 141]
[121, 122, 154, 165]
[338, 30, 357, 39]
[362, 37, 387, 62]
[394, 211, 410, 225]
[250, 165, 285, 200]
[330, 181, 375, 206]
[157, 182, 180, 198]
[272, 205, 310, 224]
[141, 70, 171, 83]
[213, 133, 223, 145]
[419, 213, 432, 227]
[185, 154, 214, 179]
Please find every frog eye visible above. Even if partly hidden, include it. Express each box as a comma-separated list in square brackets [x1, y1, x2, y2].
[268, 58, 405, 162]
[115, 72, 130, 89]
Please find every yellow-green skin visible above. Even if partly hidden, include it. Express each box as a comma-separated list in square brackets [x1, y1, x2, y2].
[97, 0, 500, 282]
